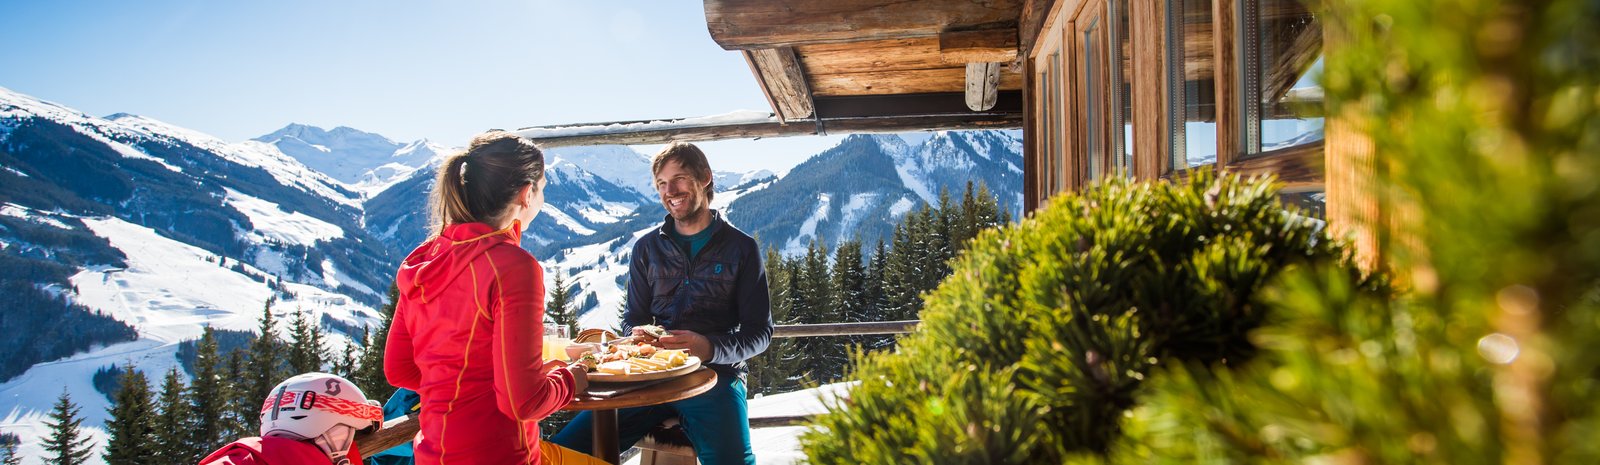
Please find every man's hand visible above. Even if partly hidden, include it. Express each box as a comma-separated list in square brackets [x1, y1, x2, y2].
[657, 330, 712, 361]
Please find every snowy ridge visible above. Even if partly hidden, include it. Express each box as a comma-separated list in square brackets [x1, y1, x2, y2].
[256, 124, 449, 197]
[546, 145, 654, 196]
[107, 114, 361, 208]
[0, 88, 358, 209]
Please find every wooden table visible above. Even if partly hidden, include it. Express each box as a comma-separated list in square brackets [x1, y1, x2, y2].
[563, 368, 718, 464]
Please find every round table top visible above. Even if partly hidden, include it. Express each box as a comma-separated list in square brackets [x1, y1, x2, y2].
[563, 368, 718, 411]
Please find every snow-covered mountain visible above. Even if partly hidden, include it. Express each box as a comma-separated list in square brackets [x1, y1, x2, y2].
[724, 131, 1024, 255]
[1, 87, 389, 463]
[254, 124, 451, 197]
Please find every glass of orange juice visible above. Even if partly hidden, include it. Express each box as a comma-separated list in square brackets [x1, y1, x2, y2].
[543, 324, 572, 361]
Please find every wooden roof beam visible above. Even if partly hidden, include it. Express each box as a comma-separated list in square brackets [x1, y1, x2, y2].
[938, 29, 1017, 112]
[513, 93, 1023, 148]
[705, 0, 1025, 49]
[938, 28, 1019, 64]
[517, 115, 1020, 148]
[742, 47, 816, 121]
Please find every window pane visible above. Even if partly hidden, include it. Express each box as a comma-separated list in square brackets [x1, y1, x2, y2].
[1083, 17, 1102, 181]
[1241, 0, 1323, 156]
[1168, 0, 1218, 171]
[1051, 50, 1066, 192]
[1113, 0, 1133, 175]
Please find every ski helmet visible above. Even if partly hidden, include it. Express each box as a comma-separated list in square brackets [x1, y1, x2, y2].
[259, 372, 382, 441]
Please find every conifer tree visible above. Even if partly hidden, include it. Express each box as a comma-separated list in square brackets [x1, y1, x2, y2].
[792, 240, 841, 382]
[245, 297, 285, 418]
[2, 440, 20, 465]
[221, 350, 252, 439]
[325, 340, 354, 386]
[152, 369, 191, 464]
[954, 181, 978, 251]
[972, 182, 1001, 232]
[932, 188, 956, 268]
[827, 241, 867, 379]
[103, 364, 155, 465]
[42, 388, 92, 465]
[547, 268, 578, 332]
[748, 250, 803, 396]
[881, 221, 921, 322]
[864, 239, 894, 349]
[187, 327, 225, 458]
[285, 310, 325, 374]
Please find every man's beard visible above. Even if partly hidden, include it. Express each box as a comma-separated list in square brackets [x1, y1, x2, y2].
[669, 199, 707, 222]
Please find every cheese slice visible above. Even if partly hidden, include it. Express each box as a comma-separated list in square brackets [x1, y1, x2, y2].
[629, 358, 671, 371]
[597, 361, 632, 376]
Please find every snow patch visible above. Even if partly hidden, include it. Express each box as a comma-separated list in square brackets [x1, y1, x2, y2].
[68, 215, 379, 343]
[0, 203, 72, 229]
[784, 194, 832, 253]
[321, 259, 377, 297]
[542, 204, 597, 236]
[836, 193, 879, 236]
[887, 196, 916, 218]
[2, 165, 27, 177]
[224, 188, 344, 246]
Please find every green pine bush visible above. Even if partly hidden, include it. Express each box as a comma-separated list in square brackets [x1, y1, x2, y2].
[1089, 0, 1600, 463]
[800, 173, 1354, 463]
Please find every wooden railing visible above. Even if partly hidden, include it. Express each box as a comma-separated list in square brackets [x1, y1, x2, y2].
[353, 320, 920, 455]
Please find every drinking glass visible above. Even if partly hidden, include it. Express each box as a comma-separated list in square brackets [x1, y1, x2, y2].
[543, 324, 572, 361]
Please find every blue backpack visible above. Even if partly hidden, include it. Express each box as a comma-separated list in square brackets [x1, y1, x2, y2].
[364, 388, 419, 465]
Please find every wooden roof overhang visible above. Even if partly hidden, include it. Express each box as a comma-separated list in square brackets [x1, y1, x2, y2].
[517, 0, 1033, 148]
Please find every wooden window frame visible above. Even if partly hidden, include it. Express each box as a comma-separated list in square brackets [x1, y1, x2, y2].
[1163, 0, 1323, 188]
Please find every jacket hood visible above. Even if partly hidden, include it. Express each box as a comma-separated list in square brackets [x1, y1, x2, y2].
[398, 222, 522, 304]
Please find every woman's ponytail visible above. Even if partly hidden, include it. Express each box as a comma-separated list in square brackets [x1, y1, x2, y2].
[425, 131, 546, 238]
[429, 154, 473, 237]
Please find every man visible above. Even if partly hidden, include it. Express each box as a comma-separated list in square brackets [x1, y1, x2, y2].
[552, 142, 772, 465]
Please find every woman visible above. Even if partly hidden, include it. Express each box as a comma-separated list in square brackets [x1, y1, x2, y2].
[385, 132, 593, 464]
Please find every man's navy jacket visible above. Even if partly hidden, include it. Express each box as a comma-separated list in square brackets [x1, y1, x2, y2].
[624, 210, 773, 379]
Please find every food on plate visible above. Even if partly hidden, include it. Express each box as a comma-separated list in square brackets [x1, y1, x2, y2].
[577, 340, 692, 377]
[632, 324, 669, 342]
[572, 353, 601, 373]
[597, 360, 634, 376]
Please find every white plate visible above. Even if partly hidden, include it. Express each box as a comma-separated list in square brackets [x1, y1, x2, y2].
[586, 356, 702, 383]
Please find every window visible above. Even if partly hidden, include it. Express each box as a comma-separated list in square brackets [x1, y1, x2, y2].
[1081, 15, 1103, 181]
[1239, 0, 1323, 156]
[1167, 0, 1218, 171]
[1074, 0, 1129, 183]
[1111, 0, 1133, 176]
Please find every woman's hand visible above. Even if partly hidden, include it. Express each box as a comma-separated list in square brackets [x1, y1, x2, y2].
[567, 364, 589, 394]
[657, 330, 712, 361]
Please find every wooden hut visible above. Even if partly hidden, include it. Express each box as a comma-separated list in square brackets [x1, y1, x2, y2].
[522, 0, 1364, 262]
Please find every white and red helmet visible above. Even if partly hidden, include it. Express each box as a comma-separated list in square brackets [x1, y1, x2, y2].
[259, 372, 383, 441]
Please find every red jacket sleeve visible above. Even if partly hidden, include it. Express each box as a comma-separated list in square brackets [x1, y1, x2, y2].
[488, 251, 575, 422]
[384, 302, 421, 390]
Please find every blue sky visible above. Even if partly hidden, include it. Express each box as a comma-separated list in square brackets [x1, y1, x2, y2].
[0, 1, 846, 173]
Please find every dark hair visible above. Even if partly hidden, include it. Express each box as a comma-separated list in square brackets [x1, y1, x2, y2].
[429, 131, 545, 236]
[651, 141, 714, 201]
